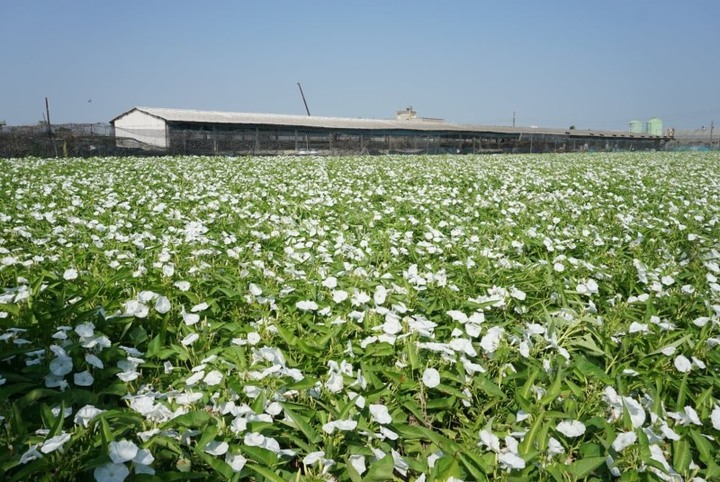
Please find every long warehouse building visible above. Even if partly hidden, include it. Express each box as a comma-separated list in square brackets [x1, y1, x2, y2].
[111, 107, 667, 155]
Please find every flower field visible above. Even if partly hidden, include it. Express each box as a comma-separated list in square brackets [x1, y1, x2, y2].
[1, 152, 720, 481]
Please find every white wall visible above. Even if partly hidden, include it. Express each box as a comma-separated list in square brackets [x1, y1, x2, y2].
[114, 110, 167, 148]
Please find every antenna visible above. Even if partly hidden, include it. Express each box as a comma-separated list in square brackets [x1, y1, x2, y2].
[297, 82, 311, 116]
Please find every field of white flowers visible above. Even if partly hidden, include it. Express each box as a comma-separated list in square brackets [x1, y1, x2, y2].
[1, 153, 719, 481]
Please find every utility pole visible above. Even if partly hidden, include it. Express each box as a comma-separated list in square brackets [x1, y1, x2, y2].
[297, 82, 311, 116]
[45, 97, 58, 157]
[711, 121, 715, 143]
[512, 111, 516, 127]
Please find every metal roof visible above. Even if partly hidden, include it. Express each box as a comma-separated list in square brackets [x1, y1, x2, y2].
[112, 107, 664, 139]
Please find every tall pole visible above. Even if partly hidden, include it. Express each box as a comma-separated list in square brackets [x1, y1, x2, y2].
[45, 97, 58, 157]
[711, 121, 715, 143]
[513, 111, 516, 127]
[297, 82, 311, 116]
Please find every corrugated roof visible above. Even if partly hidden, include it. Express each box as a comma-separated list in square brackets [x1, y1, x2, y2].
[112, 107, 664, 139]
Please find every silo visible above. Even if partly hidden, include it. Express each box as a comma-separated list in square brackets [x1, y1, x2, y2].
[646, 118, 663, 136]
[629, 120, 644, 133]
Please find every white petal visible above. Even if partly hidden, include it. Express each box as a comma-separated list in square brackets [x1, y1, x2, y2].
[556, 420, 586, 438]
[349, 454, 366, 474]
[155, 296, 171, 314]
[422, 368, 440, 388]
[369, 404, 392, 425]
[712, 406, 720, 431]
[674, 355, 692, 373]
[303, 451, 325, 465]
[204, 440, 229, 456]
[498, 451, 526, 470]
[108, 439, 138, 464]
[612, 432, 637, 452]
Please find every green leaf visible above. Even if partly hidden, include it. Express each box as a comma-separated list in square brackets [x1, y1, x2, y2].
[566, 456, 607, 479]
[672, 439, 691, 474]
[519, 410, 545, 455]
[245, 463, 285, 482]
[282, 403, 321, 444]
[161, 410, 213, 429]
[363, 455, 396, 481]
[689, 429, 715, 464]
[476, 375, 506, 399]
[196, 425, 219, 452]
[242, 446, 279, 467]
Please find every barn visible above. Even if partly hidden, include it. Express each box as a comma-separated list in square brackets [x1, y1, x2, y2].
[111, 107, 666, 155]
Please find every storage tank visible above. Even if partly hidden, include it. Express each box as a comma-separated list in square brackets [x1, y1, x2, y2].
[646, 117, 663, 136]
[629, 120, 644, 133]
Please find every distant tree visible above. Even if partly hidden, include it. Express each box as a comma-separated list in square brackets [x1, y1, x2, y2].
[569, 125, 576, 130]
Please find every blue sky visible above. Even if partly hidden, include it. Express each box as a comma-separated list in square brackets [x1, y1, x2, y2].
[2, 0, 718, 130]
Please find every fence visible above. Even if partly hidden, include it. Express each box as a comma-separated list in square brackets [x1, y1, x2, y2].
[0, 123, 130, 158]
[1, 123, 671, 158]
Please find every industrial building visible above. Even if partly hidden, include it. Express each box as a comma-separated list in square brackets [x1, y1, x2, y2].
[111, 107, 667, 155]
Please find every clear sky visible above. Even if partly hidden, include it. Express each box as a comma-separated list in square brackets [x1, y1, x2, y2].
[2, 0, 719, 130]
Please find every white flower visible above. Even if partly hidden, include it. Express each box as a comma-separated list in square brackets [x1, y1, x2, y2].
[628, 322, 649, 334]
[20, 444, 43, 464]
[498, 451, 526, 470]
[478, 429, 501, 452]
[181, 309, 200, 326]
[612, 432, 637, 452]
[374, 285, 388, 305]
[181, 333, 200, 346]
[191, 302, 208, 312]
[351, 290, 371, 306]
[94, 463, 130, 482]
[63, 268, 78, 281]
[322, 277, 337, 289]
[155, 296, 171, 314]
[556, 420, 586, 438]
[547, 437, 565, 457]
[660, 346, 676, 356]
[124, 300, 149, 318]
[249, 283, 263, 296]
[509, 287, 526, 301]
[712, 406, 720, 431]
[203, 370, 223, 386]
[108, 439, 139, 463]
[325, 372, 344, 393]
[85, 353, 104, 369]
[422, 368, 440, 388]
[369, 404, 392, 424]
[348, 454, 366, 474]
[332, 290, 348, 303]
[623, 397, 646, 429]
[204, 440, 229, 456]
[321, 419, 357, 434]
[49, 355, 73, 376]
[174, 281, 191, 291]
[674, 354, 692, 373]
[186, 371, 204, 386]
[73, 370, 94, 386]
[296, 300, 318, 311]
[247, 332, 261, 345]
[480, 327, 504, 354]
[40, 432, 71, 453]
[134, 448, 154, 465]
[225, 453, 247, 472]
[75, 322, 95, 338]
[74, 405, 104, 427]
[303, 451, 325, 465]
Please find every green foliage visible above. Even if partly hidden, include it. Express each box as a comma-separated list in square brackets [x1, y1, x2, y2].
[1, 152, 719, 481]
